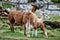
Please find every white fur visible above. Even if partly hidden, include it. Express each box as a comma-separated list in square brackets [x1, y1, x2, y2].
[45, 31, 48, 38]
[26, 23, 30, 37]
[32, 29, 35, 36]
[30, 25, 33, 28]
[34, 29, 37, 37]
[26, 18, 31, 37]
[32, 29, 37, 37]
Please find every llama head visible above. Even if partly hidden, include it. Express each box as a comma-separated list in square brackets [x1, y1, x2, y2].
[32, 4, 44, 10]
[42, 13, 50, 21]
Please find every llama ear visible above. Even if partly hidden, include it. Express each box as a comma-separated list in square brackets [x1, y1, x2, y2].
[31, 4, 33, 6]
[31, 4, 35, 6]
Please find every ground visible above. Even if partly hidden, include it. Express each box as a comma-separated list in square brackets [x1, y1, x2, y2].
[0, 15, 60, 40]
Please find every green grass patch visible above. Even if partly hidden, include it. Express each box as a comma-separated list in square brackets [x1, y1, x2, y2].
[0, 16, 60, 40]
[2, 3, 12, 8]
[50, 15, 60, 22]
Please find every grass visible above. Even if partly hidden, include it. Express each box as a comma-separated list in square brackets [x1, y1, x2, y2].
[0, 15, 60, 40]
[0, 29, 60, 40]
[49, 15, 60, 22]
[2, 3, 15, 8]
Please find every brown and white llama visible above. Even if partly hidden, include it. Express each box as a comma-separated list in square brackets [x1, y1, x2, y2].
[25, 11, 50, 38]
[32, 13, 50, 38]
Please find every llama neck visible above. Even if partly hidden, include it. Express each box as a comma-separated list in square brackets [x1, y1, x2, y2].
[40, 16, 44, 21]
[37, 15, 44, 22]
[31, 7, 37, 13]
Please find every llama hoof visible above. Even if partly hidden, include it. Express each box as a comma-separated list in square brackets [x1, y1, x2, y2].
[11, 31, 14, 32]
[45, 36, 48, 38]
[26, 35, 30, 38]
[24, 33, 26, 36]
[32, 34, 34, 37]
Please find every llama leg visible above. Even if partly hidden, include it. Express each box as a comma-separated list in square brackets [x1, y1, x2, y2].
[44, 30, 48, 38]
[10, 23, 14, 32]
[41, 27, 48, 38]
[32, 29, 35, 37]
[34, 29, 37, 37]
[24, 25, 26, 36]
[26, 23, 30, 37]
[41, 23, 48, 38]
[30, 25, 35, 37]
[33, 22, 37, 37]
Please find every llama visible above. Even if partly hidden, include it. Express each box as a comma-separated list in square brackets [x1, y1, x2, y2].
[32, 13, 50, 38]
